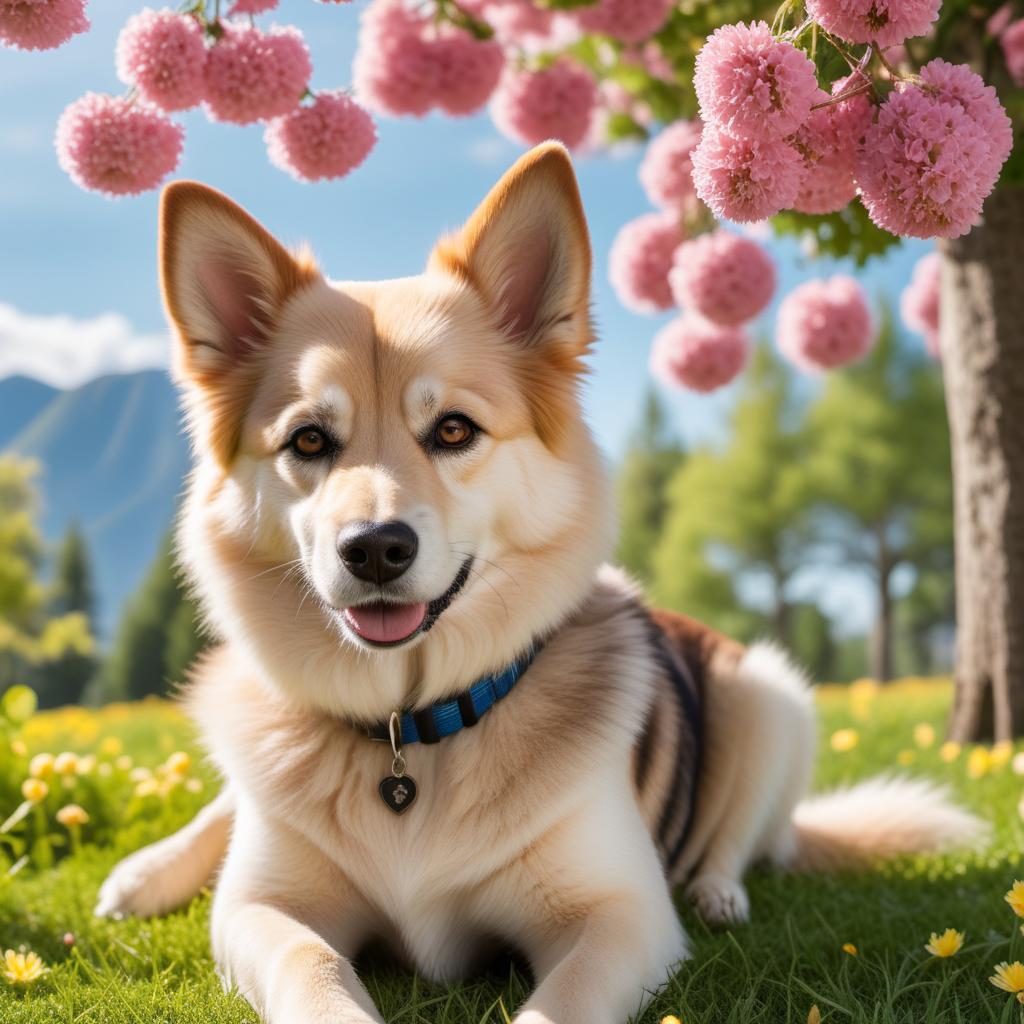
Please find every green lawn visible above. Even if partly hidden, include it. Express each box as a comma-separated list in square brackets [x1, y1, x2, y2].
[2, 680, 1024, 1023]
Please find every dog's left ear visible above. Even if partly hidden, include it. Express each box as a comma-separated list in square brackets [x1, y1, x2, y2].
[430, 143, 592, 351]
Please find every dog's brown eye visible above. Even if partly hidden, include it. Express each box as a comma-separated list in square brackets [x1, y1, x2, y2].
[434, 416, 475, 449]
[291, 428, 327, 458]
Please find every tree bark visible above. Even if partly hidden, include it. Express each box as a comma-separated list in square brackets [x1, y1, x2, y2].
[942, 186, 1024, 742]
[870, 534, 893, 684]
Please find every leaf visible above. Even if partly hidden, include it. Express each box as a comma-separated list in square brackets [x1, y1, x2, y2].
[1, 684, 37, 725]
[0, 801, 32, 835]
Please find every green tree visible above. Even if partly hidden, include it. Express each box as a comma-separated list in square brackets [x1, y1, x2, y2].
[0, 457, 93, 692]
[94, 535, 206, 703]
[651, 346, 811, 648]
[34, 523, 99, 707]
[804, 318, 952, 683]
[615, 391, 685, 581]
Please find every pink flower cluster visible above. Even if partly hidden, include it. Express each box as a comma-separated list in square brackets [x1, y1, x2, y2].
[669, 231, 776, 327]
[0, 0, 88, 51]
[574, 0, 673, 46]
[777, 276, 874, 372]
[651, 316, 749, 393]
[805, 0, 940, 48]
[639, 120, 703, 214]
[354, 0, 504, 119]
[55, 93, 183, 197]
[609, 212, 683, 314]
[856, 60, 1012, 238]
[686, 18, 1012, 238]
[266, 91, 376, 183]
[900, 251, 941, 358]
[55, 5, 377, 195]
[491, 60, 598, 150]
[1001, 19, 1024, 86]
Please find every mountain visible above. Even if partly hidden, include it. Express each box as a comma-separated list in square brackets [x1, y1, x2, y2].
[0, 371, 191, 638]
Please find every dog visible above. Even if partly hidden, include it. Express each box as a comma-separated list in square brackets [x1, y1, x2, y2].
[95, 142, 982, 1024]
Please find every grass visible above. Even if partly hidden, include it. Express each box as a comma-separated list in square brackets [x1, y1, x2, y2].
[2, 679, 1024, 1023]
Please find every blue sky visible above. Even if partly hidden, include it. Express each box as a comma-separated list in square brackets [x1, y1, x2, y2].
[0, 1, 936, 633]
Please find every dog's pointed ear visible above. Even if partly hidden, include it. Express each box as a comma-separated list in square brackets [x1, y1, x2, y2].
[160, 181, 320, 384]
[428, 143, 592, 356]
[160, 182, 320, 461]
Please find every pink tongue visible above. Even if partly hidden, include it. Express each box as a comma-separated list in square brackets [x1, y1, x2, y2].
[344, 602, 428, 644]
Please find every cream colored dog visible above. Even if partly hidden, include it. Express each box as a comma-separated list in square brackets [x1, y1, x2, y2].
[95, 143, 981, 1024]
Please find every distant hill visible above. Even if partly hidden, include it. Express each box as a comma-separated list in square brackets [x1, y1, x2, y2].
[0, 371, 190, 638]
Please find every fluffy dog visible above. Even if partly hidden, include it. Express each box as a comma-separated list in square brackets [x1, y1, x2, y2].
[96, 143, 981, 1024]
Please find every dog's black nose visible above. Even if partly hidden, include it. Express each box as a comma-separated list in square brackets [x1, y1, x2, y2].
[338, 521, 419, 585]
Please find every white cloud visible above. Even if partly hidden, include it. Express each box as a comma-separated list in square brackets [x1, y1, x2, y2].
[465, 136, 517, 167]
[0, 303, 170, 390]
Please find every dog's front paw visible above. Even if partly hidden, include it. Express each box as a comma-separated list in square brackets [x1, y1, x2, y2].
[686, 873, 750, 926]
[95, 841, 192, 918]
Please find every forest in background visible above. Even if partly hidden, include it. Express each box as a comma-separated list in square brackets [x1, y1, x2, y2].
[0, 317, 951, 705]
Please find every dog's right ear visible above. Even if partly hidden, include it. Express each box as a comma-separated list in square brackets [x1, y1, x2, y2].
[160, 182, 320, 461]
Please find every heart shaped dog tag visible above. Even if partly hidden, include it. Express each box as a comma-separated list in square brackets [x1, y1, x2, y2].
[379, 774, 417, 815]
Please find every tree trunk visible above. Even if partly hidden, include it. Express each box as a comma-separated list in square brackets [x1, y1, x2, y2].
[942, 186, 1024, 742]
[870, 542, 893, 684]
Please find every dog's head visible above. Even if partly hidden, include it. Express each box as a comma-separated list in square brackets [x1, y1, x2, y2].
[164, 144, 614, 719]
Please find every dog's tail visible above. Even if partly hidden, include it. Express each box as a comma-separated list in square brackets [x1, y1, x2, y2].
[788, 775, 986, 872]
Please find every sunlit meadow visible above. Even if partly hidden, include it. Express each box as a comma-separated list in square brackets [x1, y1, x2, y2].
[2, 679, 1024, 1024]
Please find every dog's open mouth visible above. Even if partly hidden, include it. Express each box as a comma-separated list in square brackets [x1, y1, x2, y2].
[340, 558, 473, 648]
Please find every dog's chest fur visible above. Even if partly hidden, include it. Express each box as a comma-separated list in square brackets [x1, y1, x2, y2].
[189, 572, 666, 973]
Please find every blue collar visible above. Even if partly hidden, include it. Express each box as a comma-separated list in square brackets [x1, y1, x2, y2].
[364, 645, 540, 745]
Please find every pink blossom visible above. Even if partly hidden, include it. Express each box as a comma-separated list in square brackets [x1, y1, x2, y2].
[805, 0, 940, 48]
[430, 27, 504, 116]
[574, 0, 673, 45]
[900, 251, 941, 358]
[777, 276, 874, 372]
[856, 62, 1011, 239]
[670, 231, 776, 327]
[204, 23, 311, 125]
[791, 77, 873, 215]
[1003, 20, 1024, 86]
[229, 0, 278, 12]
[490, 60, 597, 150]
[639, 119, 702, 213]
[116, 9, 207, 113]
[988, 4, 1014, 38]
[694, 21, 819, 140]
[650, 315, 749, 393]
[353, 0, 437, 117]
[692, 124, 804, 222]
[609, 212, 683, 314]
[0, 0, 88, 51]
[920, 59, 1013, 184]
[55, 93, 183, 197]
[266, 91, 376, 182]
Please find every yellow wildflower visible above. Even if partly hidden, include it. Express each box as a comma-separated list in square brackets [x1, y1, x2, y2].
[939, 741, 961, 763]
[21, 778, 48, 803]
[134, 778, 160, 798]
[185, 777, 204, 794]
[10, 739, 27, 757]
[897, 750, 916, 766]
[3, 949, 47, 985]
[807, 1007, 821, 1024]
[115, 754, 134, 772]
[660, 1017, 682, 1024]
[967, 747, 992, 779]
[76, 754, 96, 776]
[1005, 881, 1024, 917]
[924, 928, 964, 958]
[1013, 752, 1024, 776]
[129, 766, 152, 783]
[842, 943, 858, 956]
[53, 751, 78, 775]
[55, 804, 89, 828]
[830, 729, 859, 753]
[99, 736, 123, 757]
[990, 961, 1024, 1000]
[913, 723, 936, 749]
[28, 753, 54, 779]
[164, 751, 191, 776]
[992, 742, 1014, 768]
